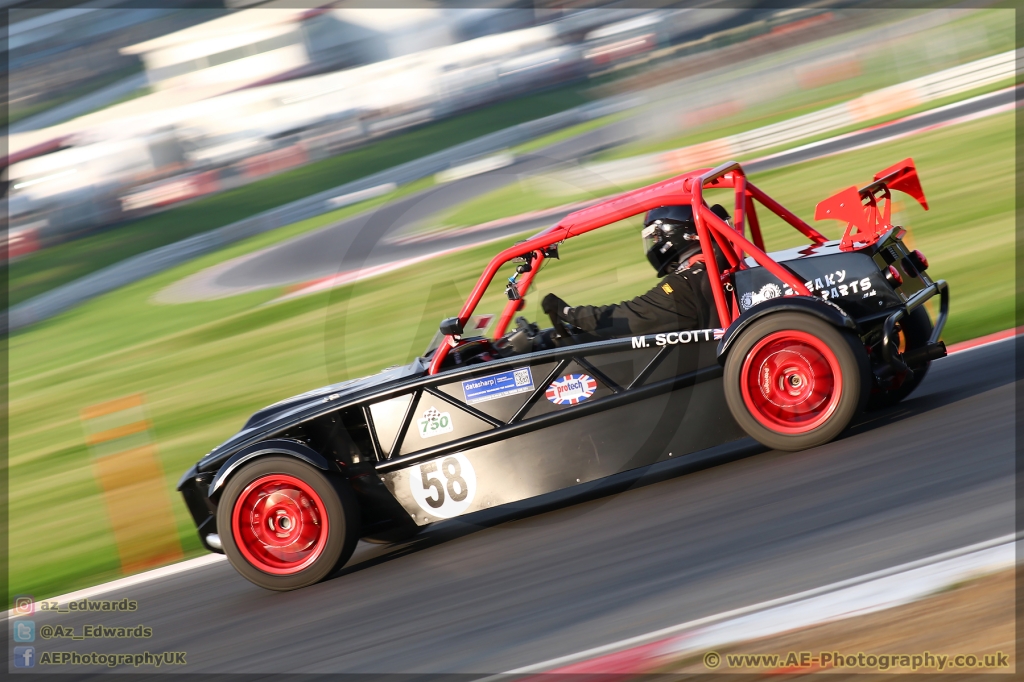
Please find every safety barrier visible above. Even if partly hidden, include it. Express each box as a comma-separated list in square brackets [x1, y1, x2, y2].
[558, 49, 1016, 190]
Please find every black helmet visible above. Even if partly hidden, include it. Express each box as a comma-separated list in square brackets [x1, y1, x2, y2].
[642, 205, 700, 276]
[642, 204, 731, 276]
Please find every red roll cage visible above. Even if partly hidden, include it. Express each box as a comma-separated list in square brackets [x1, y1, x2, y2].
[428, 158, 926, 375]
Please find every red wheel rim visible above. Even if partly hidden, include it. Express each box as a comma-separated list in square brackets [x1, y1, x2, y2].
[740, 330, 843, 435]
[231, 474, 329, 575]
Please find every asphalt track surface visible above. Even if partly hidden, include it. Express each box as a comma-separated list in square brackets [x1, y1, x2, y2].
[24, 339, 1015, 675]
[163, 85, 1016, 303]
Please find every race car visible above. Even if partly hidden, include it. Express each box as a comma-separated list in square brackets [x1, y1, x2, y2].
[178, 158, 948, 590]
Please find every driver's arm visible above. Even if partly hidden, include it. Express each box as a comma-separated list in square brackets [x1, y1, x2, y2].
[543, 270, 705, 338]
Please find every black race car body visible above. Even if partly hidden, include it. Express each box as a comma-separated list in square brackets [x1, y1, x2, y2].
[179, 158, 948, 590]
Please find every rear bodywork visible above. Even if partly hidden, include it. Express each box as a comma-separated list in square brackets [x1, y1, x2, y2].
[179, 158, 947, 551]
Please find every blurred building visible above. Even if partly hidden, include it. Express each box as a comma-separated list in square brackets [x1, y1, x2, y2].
[2, 6, 739, 256]
[121, 7, 534, 94]
[6, 4, 219, 120]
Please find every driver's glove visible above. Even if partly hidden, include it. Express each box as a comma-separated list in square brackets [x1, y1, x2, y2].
[542, 293, 571, 320]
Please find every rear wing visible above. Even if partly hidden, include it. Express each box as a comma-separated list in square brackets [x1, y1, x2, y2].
[814, 158, 928, 251]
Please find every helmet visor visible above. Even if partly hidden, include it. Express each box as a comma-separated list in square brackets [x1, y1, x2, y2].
[641, 223, 662, 258]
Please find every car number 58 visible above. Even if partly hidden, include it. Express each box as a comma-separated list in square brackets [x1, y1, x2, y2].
[408, 453, 476, 518]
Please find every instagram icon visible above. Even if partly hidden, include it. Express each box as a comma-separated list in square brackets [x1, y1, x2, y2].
[12, 595, 34, 617]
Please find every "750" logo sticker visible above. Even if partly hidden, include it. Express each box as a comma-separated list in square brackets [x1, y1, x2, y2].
[418, 406, 453, 439]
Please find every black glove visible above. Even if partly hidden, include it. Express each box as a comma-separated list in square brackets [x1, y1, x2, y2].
[542, 293, 569, 319]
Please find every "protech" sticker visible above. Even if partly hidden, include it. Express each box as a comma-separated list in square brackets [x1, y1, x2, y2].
[546, 374, 597, 405]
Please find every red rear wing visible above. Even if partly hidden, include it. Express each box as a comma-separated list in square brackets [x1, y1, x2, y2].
[814, 158, 928, 251]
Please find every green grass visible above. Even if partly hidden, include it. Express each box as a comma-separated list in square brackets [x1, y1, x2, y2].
[8, 85, 595, 307]
[8, 108, 1013, 603]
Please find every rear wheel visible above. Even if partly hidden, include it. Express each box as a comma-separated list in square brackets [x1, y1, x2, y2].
[867, 306, 934, 410]
[724, 313, 869, 451]
[218, 456, 359, 591]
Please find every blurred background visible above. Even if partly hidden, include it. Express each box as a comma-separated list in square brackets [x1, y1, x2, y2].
[4, 0, 1016, 613]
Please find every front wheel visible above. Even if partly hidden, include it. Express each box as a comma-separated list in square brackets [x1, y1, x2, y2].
[217, 456, 359, 591]
[724, 312, 869, 451]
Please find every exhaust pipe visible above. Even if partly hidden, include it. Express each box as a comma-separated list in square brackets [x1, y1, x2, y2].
[903, 340, 947, 368]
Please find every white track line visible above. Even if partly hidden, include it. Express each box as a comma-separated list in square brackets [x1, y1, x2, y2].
[7, 554, 226, 619]
[500, 533, 1019, 676]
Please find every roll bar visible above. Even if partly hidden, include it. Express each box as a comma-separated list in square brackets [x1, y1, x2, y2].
[427, 159, 911, 374]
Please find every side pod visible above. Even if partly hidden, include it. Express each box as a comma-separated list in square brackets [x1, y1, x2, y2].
[717, 296, 857, 364]
[208, 438, 338, 500]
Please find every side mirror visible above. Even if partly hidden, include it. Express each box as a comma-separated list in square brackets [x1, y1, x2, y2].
[439, 317, 464, 336]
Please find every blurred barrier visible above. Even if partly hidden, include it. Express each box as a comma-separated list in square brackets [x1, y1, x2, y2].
[2, 226, 42, 261]
[121, 170, 222, 211]
[556, 49, 1016, 191]
[7, 94, 640, 332]
[80, 394, 183, 574]
[436, 152, 515, 183]
[326, 182, 397, 209]
[242, 145, 309, 179]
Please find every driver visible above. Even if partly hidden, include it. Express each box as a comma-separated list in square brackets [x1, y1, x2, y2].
[541, 204, 728, 338]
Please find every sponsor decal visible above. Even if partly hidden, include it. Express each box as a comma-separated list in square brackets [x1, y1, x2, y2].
[740, 271, 877, 311]
[462, 367, 534, 404]
[655, 329, 723, 347]
[740, 283, 781, 310]
[409, 453, 476, 519]
[546, 374, 597, 405]
[661, 282, 674, 295]
[632, 328, 722, 348]
[417, 406, 453, 439]
[801, 271, 876, 301]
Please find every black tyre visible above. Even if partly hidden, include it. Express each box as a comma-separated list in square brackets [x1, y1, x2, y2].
[724, 312, 870, 451]
[866, 306, 934, 410]
[217, 456, 359, 591]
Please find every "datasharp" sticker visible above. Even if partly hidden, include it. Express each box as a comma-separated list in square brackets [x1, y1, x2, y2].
[418, 406, 453, 439]
[462, 367, 533, 404]
[546, 374, 597, 405]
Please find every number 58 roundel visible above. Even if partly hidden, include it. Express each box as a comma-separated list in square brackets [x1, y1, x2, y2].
[408, 453, 477, 519]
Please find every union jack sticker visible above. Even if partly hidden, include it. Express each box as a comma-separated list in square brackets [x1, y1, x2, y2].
[546, 374, 598, 405]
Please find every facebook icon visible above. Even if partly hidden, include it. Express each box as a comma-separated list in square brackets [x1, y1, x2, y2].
[14, 646, 35, 668]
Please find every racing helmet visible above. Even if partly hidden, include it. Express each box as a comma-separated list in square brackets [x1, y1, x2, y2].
[641, 204, 731, 276]
[642, 205, 700, 276]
